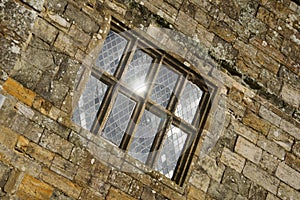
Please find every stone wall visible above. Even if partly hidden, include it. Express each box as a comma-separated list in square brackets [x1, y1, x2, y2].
[0, 0, 299, 199]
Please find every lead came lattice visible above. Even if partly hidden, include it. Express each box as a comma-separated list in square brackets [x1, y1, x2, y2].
[102, 93, 136, 146]
[175, 81, 203, 124]
[129, 110, 161, 163]
[72, 76, 108, 130]
[156, 125, 188, 178]
[95, 31, 128, 75]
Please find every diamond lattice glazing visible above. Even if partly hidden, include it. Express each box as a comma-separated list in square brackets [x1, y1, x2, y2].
[102, 93, 136, 146]
[72, 76, 108, 130]
[175, 81, 203, 124]
[129, 110, 161, 163]
[156, 126, 187, 178]
[150, 66, 178, 107]
[122, 49, 153, 95]
[95, 31, 128, 75]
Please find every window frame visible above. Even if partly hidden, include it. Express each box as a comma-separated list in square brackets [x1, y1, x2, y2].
[74, 19, 216, 186]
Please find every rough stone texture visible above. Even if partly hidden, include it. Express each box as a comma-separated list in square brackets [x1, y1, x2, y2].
[16, 174, 54, 200]
[0, 0, 299, 199]
[243, 162, 280, 194]
[277, 182, 300, 200]
[235, 136, 262, 164]
[220, 147, 245, 173]
[275, 162, 300, 190]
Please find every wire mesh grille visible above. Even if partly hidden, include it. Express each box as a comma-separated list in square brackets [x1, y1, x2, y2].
[102, 93, 136, 146]
[156, 125, 187, 178]
[72, 76, 108, 130]
[122, 49, 153, 95]
[175, 81, 203, 124]
[129, 110, 161, 163]
[150, 66, 179, 107]
[95, 31, 128, 75]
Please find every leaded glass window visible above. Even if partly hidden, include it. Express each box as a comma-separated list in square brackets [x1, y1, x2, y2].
[72, 22, 212, 185]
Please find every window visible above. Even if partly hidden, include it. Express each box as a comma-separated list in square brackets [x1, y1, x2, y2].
[72, 22, 212, 185]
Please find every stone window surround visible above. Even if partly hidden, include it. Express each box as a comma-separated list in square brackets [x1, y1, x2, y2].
[72, 17, 218, 187]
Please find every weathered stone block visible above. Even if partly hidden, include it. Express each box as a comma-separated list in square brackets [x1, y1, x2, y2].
[286, 153, 300, 172]
[0, 125, 19, 149]
[39, 130, 74, 159]
[231, 119, 258, 143]
[235, 136, 262, 164]
[108, 170, 133, 193]
[195, 8, 212, 28]
[266, 193, 280, 200]
[64, 4, 99, 33]
[256, 6, 277, 29]
[259, 151, 279, 174]
[220, 147, 245, 173]
[207, 180, 237, 200]
[16, 174, 54, 200]
[11, 60, 43, 90]
[197, 155, 225, 182]
[268, 126, 294, 151]
[248, 183, 268, 200]
[41, 168, 82, 199]
[292, 141, 300, 158]
[47, 12, 71, 30]
[3, 78, 36, 106]
[25, 142, 55, 167]
[21, 0, 44, 11]
[281, 83, 300, 108]
[277, 182, 300, 200]
[54, 32, 78, 57]
[189, 170, 210, 192]
[79, 188, 104, 200]
[243, 110, 270, 135]
[106, 187, 135, 200]
[259, 106, 281, 125]
[187, 185, 206, 200]
[280, 119, 300, 140]
[44, 0, 67, 14]
[195, 25, 215, 48]
[0, 0, 37, 39]
[222, 168, 251, 197]
[243, 162, 279, 194]
[68, 25, 91, 48]
[209, 20, 237, 43]
[0, 162, 10, 188]
[33, 17, 58, 44]
[257, 135, 285, 160]
[51, 155, 77, 180]
[128, 179, 143, 199]
[175, 11, 197, 35]
[275, 162, 300, 190]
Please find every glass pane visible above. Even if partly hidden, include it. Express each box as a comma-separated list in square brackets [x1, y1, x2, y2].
[175, 81, 203, 124]
[72, 76, 107, 130]
[102, 93, 135, 146]
[129, 110, 161, 163]
[95, 31, 128, 75]
[150, 66, 178, 107]
[122, 49, 153, 95]
[156, 126, 187, 178]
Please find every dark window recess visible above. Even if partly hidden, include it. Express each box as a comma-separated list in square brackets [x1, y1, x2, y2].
[72, 21, 214, 186]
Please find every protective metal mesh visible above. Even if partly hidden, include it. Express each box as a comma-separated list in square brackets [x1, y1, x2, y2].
[72, 76, 108, 130]
[156, 126, 187, 178]
[150, 66, 178, 107]
[102, 93, 136, 146]
[95, 31, 128, 75]
[129, 110, 161, 163]
[175, 81, 203, 124]
[122, 49, 153, 95]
